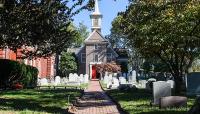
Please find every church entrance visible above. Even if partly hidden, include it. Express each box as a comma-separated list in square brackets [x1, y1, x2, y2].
[92, 65, 100, 79]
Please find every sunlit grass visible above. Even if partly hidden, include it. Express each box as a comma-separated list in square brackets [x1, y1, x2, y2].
[104, 85, 196, 114]
[0, 89, 82, 114]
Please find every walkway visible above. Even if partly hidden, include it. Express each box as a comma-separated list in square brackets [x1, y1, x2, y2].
[74, 80, 122, 114]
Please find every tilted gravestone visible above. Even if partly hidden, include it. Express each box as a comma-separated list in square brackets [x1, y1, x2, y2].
[159, 96, 187, 108]
[153, 81, 171, 105]
[187, 72, 200, 96]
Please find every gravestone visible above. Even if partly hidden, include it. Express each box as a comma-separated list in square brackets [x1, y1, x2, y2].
[74, 73, 79, 81]
[104, 75, 109, 84]
[119, 77, 126, 84]
[132, 70, 137, 83]
[108, 74, 113, 82]
[153, 81, 171, 105]
[167, 80, 175, 89]
[139, 80, 147, 88]
[79, 74, 84, 83]
[40, 78, 48, 86]
[107, 80, 112, 89]
[54, 76, 61, 85]
[159, 96, 187, 108]
[69, 73, 75, 82]
[84, 74, 89, 83]
[37, 78, 41, 86]
[112, 77, 119, 89]
[113, 73, 118, 77]
[187, 72, 200, 95]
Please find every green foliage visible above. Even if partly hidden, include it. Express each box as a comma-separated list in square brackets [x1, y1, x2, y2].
[112, 0, 200, 93]
[0, 0, 93, 57]
[0, 59, 38, 88]
[59, 52, 78, 77]
[73, 22, 89, 48]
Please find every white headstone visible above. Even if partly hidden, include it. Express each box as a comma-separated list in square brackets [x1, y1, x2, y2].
[104, 75, 109, 84]
[80, 74, 84, 83]
[108, 74, 113, 82]
[54, 76, 61, 85]
[119, 77, 126, 84]
[167, 80, 175, 89]
[40, 78, 48, 86]
[37, 78, 41, 86]
[84, 74, 89, 83]
[132, 70, 137, 82]
[107, 80, 112, 89]
[153, 81, 171, 105]
[139, 80, 147, 88]
[113, 73, 118, 77]
[112, 77, 119, 88]
[69, 73, 75, 82]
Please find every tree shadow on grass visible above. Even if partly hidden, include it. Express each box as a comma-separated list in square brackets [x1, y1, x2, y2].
[0, 89, 81, 113]
[0, 98, 67, 113]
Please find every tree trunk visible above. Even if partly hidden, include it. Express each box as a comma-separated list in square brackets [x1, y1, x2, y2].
[173, 75, 183, 95]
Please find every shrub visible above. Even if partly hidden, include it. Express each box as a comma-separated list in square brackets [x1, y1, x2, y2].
[0, 59, 38, 89]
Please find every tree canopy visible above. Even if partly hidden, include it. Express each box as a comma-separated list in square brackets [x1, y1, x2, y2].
[0, 0, 94, 57]
[112, 0, 200, 94]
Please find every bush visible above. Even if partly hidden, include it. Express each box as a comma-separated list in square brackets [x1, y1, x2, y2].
[0, 59, 38, 89]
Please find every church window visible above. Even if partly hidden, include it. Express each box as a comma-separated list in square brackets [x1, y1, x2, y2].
[94, 44, 100, 50]
[81, 53, 86, 63]
[93, 19, 98, 26]
[94, 54, 98, 62]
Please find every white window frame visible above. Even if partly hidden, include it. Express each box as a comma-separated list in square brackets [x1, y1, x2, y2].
[81, 53, 86, 63]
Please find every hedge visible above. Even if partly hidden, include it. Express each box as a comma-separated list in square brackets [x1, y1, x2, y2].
[0, 59, 38, 89]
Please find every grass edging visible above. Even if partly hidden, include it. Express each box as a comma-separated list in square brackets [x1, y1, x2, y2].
[99, 81, 129, 114]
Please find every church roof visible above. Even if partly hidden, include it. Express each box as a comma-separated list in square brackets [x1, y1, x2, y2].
[84, 30, 109, 43]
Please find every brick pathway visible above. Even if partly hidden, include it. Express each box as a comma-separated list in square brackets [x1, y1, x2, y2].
[75, 80, 122, 114]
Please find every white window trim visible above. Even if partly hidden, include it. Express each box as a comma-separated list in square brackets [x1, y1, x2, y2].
[81, 53, 86, 63]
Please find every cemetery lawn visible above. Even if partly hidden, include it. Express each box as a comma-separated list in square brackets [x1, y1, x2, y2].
[106, 89, 195, 114]
[0, 89, 82, 114]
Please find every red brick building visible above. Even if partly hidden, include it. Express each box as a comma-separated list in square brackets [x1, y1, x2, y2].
[0, 48, 55, 79]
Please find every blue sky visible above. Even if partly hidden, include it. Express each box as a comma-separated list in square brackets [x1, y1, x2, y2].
[72, 0, 129, 36]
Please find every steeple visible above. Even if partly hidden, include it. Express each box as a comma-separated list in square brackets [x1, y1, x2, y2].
[90, 0, 102, 32]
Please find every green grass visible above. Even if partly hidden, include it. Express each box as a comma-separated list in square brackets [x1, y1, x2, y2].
[105, 88, 195, 114]
[0, 89, 82, 114]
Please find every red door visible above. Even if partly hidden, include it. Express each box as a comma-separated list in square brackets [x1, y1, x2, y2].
[92, 66, 96, 79]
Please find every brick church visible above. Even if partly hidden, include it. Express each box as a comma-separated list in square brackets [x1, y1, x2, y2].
[0, 0, 128, 79]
